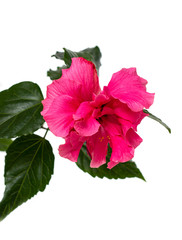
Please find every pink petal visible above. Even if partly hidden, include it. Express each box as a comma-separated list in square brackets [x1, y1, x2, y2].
[117, 118, 133, 136]
[42, 95, 80, 137]
[41, 80, 64, 116]
[101, 115, 122, 136]
[73, 101, 93, 120]
[106, 68, 155, 112]
[86, 127, 109, 168]
[92, 108, 102, 119]
[100, 106, 114, 116]
[91, 92, 110, 107]
[92, 106, 114, 119]
[107, 160, 118, 169]
[106, 99, 148, 131]
[60, 57, 101, 101]
[108, 135, 134, 169]
[126, 128, 143, 148]
[59, 131, 85, 162]
[74, 117, 100, 137]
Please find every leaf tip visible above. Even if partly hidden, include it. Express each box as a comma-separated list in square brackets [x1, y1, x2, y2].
[142, 176, 146, 182]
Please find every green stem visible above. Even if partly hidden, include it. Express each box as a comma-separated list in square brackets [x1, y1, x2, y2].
[41, 125, 48, 130]
[143, 109, 171, 133]
[43, 128, 49, 139]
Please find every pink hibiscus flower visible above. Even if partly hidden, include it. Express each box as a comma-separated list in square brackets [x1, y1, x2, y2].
[41, 57, 154, 169]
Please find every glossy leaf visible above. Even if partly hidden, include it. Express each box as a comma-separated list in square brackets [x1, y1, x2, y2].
[0, 81, 44, 138]
[62, 46, 102, 73]
[0, 139, 13, 151]
[48, 46, 102, 80]
[143, 109, 171, 133]
[0, 134, 54, 221]
[76, 144, 145, 181]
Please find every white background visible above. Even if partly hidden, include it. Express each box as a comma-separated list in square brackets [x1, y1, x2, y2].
[0, 0, 181, 239]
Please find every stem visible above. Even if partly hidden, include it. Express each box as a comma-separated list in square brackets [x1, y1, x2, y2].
[41, 126, 48, 130]
[43, 128, 49, 139]
[143, 109, 171, 134]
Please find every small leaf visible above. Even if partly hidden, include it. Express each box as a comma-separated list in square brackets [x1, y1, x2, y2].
[64, 46, 102, 74]
[0, 134, 54, 221]
[48, 46, 102, 80]
[0, 81, 45, 138]
[47, 66, 67, 80]
[52, 51, 64, 60]
[143, 109, 171, 133]
[0, 139, 13, 151]
[76, 144, 145, 181]
[62, 48, 79, 66]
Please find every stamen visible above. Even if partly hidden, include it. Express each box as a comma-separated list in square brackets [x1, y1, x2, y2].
[99, 137, 104, 142]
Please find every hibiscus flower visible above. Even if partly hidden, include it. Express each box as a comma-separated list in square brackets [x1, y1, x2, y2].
[41, 57, 154, 168]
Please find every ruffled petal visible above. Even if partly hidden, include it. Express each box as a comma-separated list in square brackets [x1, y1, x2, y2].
[117, 118, 133, 136]
[86, 127, 109, 168]
[73, 101, 93, 120]
[42, 95, 80, 137]
[105, 99, 148, 131]
[59, 57, 101, 101]
[59, 131, 85, 162]
[41, 80, 64, 116]
[91, 92, 110, 107]
[106, 68, 154, 112]
[101, 115, 122, 136]
[108, 135, 134, 169]
[74, 117, 100, 137]
[126, 128, 143, 148]
[107, 160, 118, 169]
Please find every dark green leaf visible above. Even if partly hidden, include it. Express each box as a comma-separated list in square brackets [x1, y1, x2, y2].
[0, 134, 54, 221]
[47, 65, 67, 80]
[0, 82, 45, 138]
[76, 144, 145, 181]
[0, 139, 13, 151]
[48, 46, 102, 80]
[62, 48, 79, 66]
[52, 51, 64, 60]
[143, 109, 171, 133]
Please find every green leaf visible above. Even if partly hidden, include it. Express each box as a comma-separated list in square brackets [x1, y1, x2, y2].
[0, 134, 54, 221]
[0, 81, 45, 138]
[52, 51, 64, 61]
[47, 65, 67, 80]
[0, 139, 13, 151]
[143, 109, 171, 133]
[76, 144, 145, 181]
[48, 46, 102, 80]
